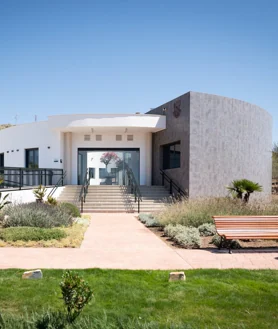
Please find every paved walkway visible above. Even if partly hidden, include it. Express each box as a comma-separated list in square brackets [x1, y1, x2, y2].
[0, 214, 278, 270]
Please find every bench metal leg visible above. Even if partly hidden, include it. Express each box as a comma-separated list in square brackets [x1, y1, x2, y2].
[228, 240, 232, 254]
[218, 236, 224, 250]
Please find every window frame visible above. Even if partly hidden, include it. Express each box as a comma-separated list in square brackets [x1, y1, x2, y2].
[25, 148, 39, 169]
[162, 141, 181, 170]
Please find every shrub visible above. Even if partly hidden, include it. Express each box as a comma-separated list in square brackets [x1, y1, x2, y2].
[198, 223, 216, 236]
[164, 224, 200, 248]
[174, 227, 200, 248]
[60, 271, 93, 323]
[164, 224, 185, 238]
[46, 196, 58, 206]
[60, 203, 81, 218]
[2, 203, 73, 228]
[0, 227, 67, 242]
[33, 185, 47, 202]
[211, 235, 241, 249]
[138, 213, 160, 227]
[156, 197, 278, 227]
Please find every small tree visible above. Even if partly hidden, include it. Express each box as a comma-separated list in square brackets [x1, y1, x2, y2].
[60, 271, 93, 323]
[33, 185, 47, 203]
[226, 179, 263, 203]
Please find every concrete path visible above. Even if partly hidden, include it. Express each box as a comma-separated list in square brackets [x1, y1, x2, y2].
[0, 213, 278, 270]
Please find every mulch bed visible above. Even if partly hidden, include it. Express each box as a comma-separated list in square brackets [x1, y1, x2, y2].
[149, 226, 278, 250]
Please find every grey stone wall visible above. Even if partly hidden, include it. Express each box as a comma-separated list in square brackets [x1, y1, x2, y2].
[189, 92, 272, 199]
[147, 92, 190, 192]
[147, 91, 272, 199]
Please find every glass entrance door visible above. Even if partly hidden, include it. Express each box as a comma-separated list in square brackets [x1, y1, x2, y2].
[78, 149, 140, 185]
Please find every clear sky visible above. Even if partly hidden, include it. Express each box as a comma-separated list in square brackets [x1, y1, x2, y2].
[1, 0, 277, 140]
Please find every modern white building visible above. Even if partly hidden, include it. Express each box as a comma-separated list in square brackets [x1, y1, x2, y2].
[0, 91, 273, 199]
[0, 113, 165, 187]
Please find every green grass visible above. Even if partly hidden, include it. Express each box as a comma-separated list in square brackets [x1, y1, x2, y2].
[0, 269, 277, 328]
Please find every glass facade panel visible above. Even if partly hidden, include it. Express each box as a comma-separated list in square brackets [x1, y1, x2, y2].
[78, 149, 140, 185]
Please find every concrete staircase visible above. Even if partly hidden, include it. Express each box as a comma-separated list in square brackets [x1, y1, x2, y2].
[57, 185, 171, 213]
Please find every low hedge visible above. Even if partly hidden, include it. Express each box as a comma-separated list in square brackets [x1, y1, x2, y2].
[0, 227, 67, 242]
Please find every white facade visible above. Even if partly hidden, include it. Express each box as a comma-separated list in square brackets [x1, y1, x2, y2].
[0, 113, 166, 186]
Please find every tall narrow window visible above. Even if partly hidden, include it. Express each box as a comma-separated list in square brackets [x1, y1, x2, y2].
[0, 153, 4, 167]
[163, 141, 181, 169]
[26, 148, 39, 168]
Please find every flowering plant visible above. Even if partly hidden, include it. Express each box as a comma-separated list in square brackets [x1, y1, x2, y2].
[100, 152, 119, 166]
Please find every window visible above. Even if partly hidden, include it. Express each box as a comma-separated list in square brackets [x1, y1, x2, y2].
[96, 135, 102, 141]
[163, 141, 181, 169]
[26, 148, 39, 168]
[127, 135, 133, 141]
[84, 135, 91, 141]
[116, 135, 122, 141]
[0, 153, 4, 167]
[99, 168, 107, 179]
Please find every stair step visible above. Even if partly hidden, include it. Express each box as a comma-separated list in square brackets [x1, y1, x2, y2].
[58, 185, 170, 213]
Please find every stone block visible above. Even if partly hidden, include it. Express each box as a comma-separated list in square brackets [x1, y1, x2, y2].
[22, 269, 43, 280]
[169, 271, 186, 282]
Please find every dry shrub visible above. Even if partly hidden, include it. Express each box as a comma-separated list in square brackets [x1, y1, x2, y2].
[155, 197, 278, 227]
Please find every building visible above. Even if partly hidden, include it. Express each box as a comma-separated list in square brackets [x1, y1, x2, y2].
[0, 91, 272, 199]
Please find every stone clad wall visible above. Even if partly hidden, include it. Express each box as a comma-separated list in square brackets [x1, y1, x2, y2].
[189, 92, 272, 199]
[147, 92, 190, 192]
[148, 91, 272, 199]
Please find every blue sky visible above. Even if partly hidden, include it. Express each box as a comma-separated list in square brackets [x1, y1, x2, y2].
[1, 0, 277, 140]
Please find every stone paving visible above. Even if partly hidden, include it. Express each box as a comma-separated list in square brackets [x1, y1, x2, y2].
[0, 213, 277, 270]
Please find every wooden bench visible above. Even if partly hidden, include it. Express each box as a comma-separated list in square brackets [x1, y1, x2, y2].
[213, 216, 278, 253]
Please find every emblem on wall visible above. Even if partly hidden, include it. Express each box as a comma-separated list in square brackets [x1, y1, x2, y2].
[173, 100, 181, 118]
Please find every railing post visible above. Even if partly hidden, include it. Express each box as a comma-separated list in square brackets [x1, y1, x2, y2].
[162, 171, 164, 186]
[81, 197, 83, 213]
[138, 199, 140, 213]
[44, 169, 47, 186]
[170, 180, 173, 195]
[20, 168, 23, 190]
[62, 170, 64, 186]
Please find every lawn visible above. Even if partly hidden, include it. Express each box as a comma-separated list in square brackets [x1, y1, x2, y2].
[0, 269, 277, 328]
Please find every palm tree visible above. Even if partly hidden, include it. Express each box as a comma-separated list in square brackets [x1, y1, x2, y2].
[227, 179, 263, 203]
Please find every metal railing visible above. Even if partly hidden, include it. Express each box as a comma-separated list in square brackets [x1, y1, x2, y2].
[125, 166, 142, 213]
[0, 167, 64, 191]
[48, 171, 67, 198]
[160, 169, 187, 198]
[79, 169, 90, 213]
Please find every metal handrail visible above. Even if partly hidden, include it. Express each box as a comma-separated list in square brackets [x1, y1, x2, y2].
[79, 169, 90, 213]
[160, 169, 187, 198]
[48, 171, 67, 198]
[125, 165, 142, 213]
[0, 167, 64, 191]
